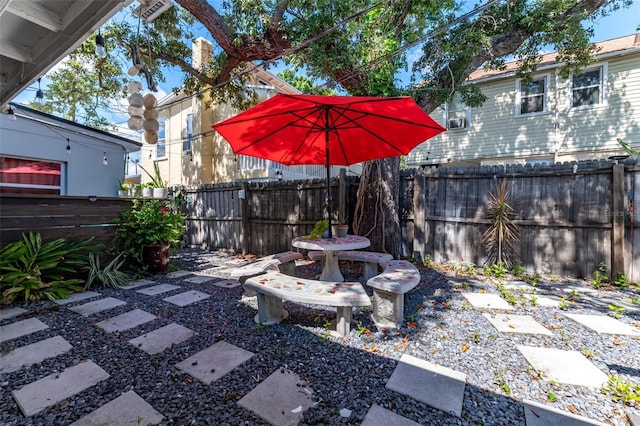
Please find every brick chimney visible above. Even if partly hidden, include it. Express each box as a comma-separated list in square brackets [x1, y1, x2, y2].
[192, 37, 213, 70]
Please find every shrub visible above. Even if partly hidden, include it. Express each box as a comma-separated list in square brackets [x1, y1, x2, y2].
[0, 233, 100, 304]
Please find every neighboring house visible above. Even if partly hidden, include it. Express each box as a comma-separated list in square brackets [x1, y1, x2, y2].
[1, 103, 140, 196]
[139, 38, 346, 187]
[407, 33, 640, 167]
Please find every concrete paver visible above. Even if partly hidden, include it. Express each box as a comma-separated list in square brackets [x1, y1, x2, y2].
[95, 309, 156, 333]
[238, 368, 314, 425]
[213, 279, 241, 288]
[165, 270, 192, 279]
[564, 313, 640, 336]
[136, 284, 180, 296]
[70, 390, 164, 426]
[528, 295, 562, 308]
[483, 313, 553, 335]
[0, 317, 48, 343]
[54, 291, 100, 305]
[0, 307, 27, 321]
[523, 399, 609, 426]
[361, 404, 422, 426]
[11, 360, 110, 417]
[386, 354, 467, 417]
[120, 279, 156, 290]
[184, 275, 215, 284]
[68, 297, 126, 316]
[0, 336, 72, 373]
[163, 290, 210, 307]
[176, 340, 254, 385]
[461, 293, 514, 310]
[517, 345, 608, 387]
[128, 323, 194, 355]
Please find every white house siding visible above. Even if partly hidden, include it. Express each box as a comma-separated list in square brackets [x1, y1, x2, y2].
[408, 49, 640, 167]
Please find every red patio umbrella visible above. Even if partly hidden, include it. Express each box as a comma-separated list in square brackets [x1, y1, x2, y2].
[213, 94, 445, 237]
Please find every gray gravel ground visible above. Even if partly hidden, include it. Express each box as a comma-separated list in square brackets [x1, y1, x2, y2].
[1, 248, 639, 425]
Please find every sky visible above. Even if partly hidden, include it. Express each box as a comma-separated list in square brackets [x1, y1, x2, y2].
[12, 0, 640, 127]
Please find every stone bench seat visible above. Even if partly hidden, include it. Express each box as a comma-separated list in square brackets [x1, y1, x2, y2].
[308, 250, 393, 280]
[367, 259, 421, 329]
[230, 251, 303, 282]
[243, 271, 371, 336]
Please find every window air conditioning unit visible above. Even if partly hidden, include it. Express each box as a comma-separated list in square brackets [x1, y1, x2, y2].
[448, 118, 466, 129]
[133, 0, 173, 23]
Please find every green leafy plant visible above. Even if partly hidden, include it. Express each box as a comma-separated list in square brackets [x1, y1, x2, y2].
[547, 392, 557, 402]
[558, 297, 570, 310]
[608, 303, 625, 319]
[511, 260, 526, 278]
[591, 262, 609, 289]
[0, 233, 100, 303]
[139, 162, 167, 189]
[113, 198, 186, 267]
[617, 138, 639, 160]
[424, 254, 434, 268]
[602, 375, 640, 405]
[482, 179, 519, 268]
[83, 253, 131, 290]
[309, 219, 329, 240]
[581, 348, 592, 359]
[484, 261, 508, 278]
[614, 273, 629, 289]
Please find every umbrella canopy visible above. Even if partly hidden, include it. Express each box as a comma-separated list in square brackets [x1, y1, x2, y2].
[213, 93, 445, 236]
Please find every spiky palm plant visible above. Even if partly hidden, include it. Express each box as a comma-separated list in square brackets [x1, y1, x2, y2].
[482, 179, 519, 268]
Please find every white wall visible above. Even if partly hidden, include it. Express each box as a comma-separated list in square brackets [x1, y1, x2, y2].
[0, 113, 131, 197]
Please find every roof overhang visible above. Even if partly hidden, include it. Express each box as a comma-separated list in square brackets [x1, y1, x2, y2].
[0, 0, 134, 108]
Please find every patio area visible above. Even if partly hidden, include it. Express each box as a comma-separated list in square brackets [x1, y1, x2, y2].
[1, 248, 639, 425]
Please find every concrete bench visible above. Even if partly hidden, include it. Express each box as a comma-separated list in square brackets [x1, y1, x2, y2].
[367, 259, 420, 329]
[308, 250, 393, 280]
[243, 271, 371, 336]
[230, 251, 303, 296]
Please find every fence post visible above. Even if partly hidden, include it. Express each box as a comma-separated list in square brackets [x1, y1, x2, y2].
[241, 181, 249, 255]
[611, 163, 625, 279]
[413, 172, 426, 262]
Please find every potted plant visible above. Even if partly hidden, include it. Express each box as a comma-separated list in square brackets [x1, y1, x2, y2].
[113, 198, 186, 274]
[334, 216, 349, 238]
[309, 219, 329, 239]
[117, 181, 129, 198]
[140, 162, 168, 199]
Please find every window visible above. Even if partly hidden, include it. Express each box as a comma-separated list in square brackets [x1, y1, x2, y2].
[516, 75, 549, 116]
[446, 95, 470, 130]
[182, 110, 193, 154]
[156, 119, 167, 158]
[571, 65, 605, 108]
[0, 156, 63, 195]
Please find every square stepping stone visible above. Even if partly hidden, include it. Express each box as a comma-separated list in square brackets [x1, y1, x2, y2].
[517, 345, 608, 387]
[165, 270, 192, 278]
[0, 336, 72, 374]
[523, 399, 609, 426]
[70, 390, 163, 426]
[0, 307, 27, 321]
[0, 318, 48, 343]
[120, 279, 156, 290]
[136, 284, 181, 296]
[386, 354, 466, 417]
[213, 279, 241, 289]
[12, 360, 109, 417]
[69, 297, 126, 317]
[95, 309, 156, 333]
[504, 280, 536, 291]
[184, 275, 215, 284]
[54, 291, 101, 305]
[528, 295, 562, 308]
[176, 341, 254, 384]
[163, 290, 210, 307]
[483, 313, 553, 336]
[564, 314, 640, 336]
[238, 368, 314, 425]
[128, 323, 194, 355]
[362, 404, 422, 426]
[461, 293, 514, 310]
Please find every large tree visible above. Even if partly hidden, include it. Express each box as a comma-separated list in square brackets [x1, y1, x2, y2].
[38, 0, 631, 255]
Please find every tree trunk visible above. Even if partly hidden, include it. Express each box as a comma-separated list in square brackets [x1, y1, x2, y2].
[353, 157, 401, 257]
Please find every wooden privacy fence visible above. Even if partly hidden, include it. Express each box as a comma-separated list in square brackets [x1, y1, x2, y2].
[405, 160, 639, 282]
[0, 195, 131, 248]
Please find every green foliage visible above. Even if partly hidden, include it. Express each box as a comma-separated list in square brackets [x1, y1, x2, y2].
[592, 262, 609, 289]
[558, 297, 570, 310]
[113, 199, 186, 267]
[617, 138, 639, 159]
[511, 260, 526, 278]
[484, 262, 508, 278]
[614, 273, 629, 288]
[482, 180, 519, 268]
[139, 162, 167, 189]
[309, 219, 329, 240]
[0, 233, 101, 304]
[83, 253, 131, 290]
[423, 254, 434, 268]
[608, 303, 625, 319]
[602, 375, 640, 405]
[547, 392, 557, 402]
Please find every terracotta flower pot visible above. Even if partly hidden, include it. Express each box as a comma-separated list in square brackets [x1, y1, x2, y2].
[334, 225, 348, 238]
[142, 243, 171, 274]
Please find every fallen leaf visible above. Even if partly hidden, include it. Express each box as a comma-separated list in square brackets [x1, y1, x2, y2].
[612, 340, 626, 346]
[462, 344, 469, 352]
[407, 321, 418, 328]
[508, 324, 516, 329]
[431, 348, 437, 354]
[567, 404, 577, 414]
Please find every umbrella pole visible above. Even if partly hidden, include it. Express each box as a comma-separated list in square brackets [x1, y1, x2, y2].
[324, 108, 333, 238]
